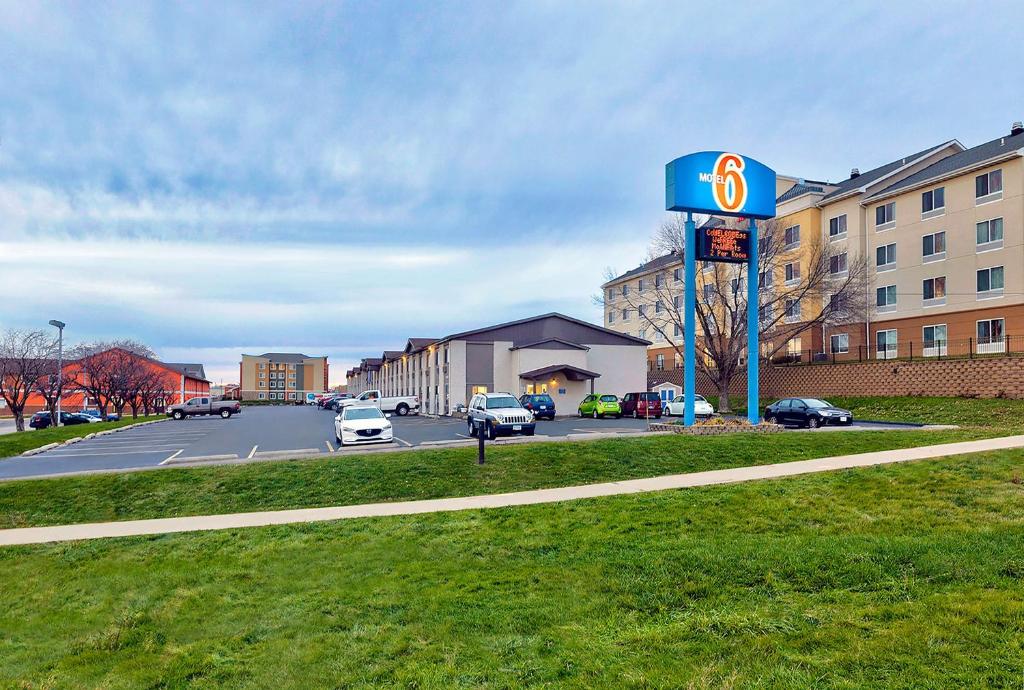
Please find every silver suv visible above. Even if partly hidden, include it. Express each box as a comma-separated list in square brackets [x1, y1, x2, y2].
[467, 392, 536, 440]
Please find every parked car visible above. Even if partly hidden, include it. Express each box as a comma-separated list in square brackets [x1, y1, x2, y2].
[326, 394, 355, 411]
[764, 398, 853, 428]
[467, 392, 536, 440]
[78, 409, 120, 422]
[578, 394, 622, 419]
[334, 404, 393, 447]
[166, 396, 242, 420]
[319, 394, 351, 409]
[337, 390, 419, 416]
[519, 393, 556, 420]
[620, 392, 662, 419]
[664, 394, 715, 418]
[28, 411, 94, 429]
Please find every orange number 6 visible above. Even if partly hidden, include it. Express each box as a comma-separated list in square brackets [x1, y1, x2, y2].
[712, 153, 747, 213]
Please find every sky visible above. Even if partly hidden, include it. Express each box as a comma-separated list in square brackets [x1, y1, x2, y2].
[1, 1, 1021, 385]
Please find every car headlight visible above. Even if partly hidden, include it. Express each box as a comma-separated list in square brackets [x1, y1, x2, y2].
[820, 411, 832, 417]
[493, 416, 503, 424]
[383, 423, 392, 430]
[341, 426, 356, 432]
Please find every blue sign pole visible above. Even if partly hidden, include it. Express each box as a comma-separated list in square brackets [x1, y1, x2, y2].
[746, 217, 759, 424]
[684, 212, 696, 426]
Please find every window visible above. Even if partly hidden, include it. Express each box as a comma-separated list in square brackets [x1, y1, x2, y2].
[876, 329, 897, 359]
[288, 392, 296, 400]
[621, 285, 629, 297]
[289, 372, 296, 379]
[759, 304, 774, 324]
[784, 262, 800, 283]
[922, 231, 946, 261]
[259, 372, 265, 379]
[639, 328, 647, 340]
[655, 354, 665, 370]
[975, 169, 1002, 201]
[258, 392, 265, 400]
[703, 284, 716, 301]
[829, 252, 848, 275]
[977, 266, 1004, 296]
[976, 218, 1003, 248]
[607, 289, 614, 301]
[638, 278, 646, 292]
[655, 274, 665, 288]
[639, 304, 647, 317]
[784, 225, 800, 249]
[730, 278, 743, 293]
[921, 187, 945, 214]
[830, 333, 849, 354]
[654, 330, 665, 342]
[759, 269, 773, 288]
[875, 202, 895, 228]
[259, 363, 266, 369]
[875, 243, 896, 270]
[977, 318, 1005, 353]
[259, 381, 265, 388]
[673, 295, 681, 309]
[288, 363, 296, 370]
[673, 268, 682, 282]
[923, 325, 947, 356]
[922, 276, 946, 303]
[674, 323, 682, 337]
[655, 300, 664, 313]
[622, 309, 630, 321]
[784, 298, 800, 322]
[829, 214, 847, 239]
[876, 285, 897, 310]
[607, 310, 615, 324]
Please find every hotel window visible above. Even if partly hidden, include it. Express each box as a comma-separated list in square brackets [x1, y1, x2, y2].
[621, 285, 629, 297]
[876, 243, 896, 270]
[655, 354, 665, 370]
[921, 187, 945, 214]
[639, 328, 647, 340]
[923, 325, 947, 356]
[830, 333, 849, 354]
[784, 262, 800, 284]
[875, 202, 895, 228]
[784, 298, 800, 323]
[607, 310, 615, 324]
[638, 278, 646, 292]
[288, 392, 296, 400]
[922, 231, 945, 261]
[759, 304, 774, 324]
[703, 284, 716, 301]
[673, 267, 682, 282]
[876, 329, 897, 359]
[288, 363, 296, 370]
[258, 392, 265, 400]
[977, 266, 1004, 296]
[673, 295, 681, 309]
[759, 269, 773, 288]
[259, 381, 265, 388]
[622, 308, 631, 321]
[975, 169, 1002, 201]
[922, 276, 946, 304]
[876, 285, 897, 310]
[976, 218, 1003, 249]
[259, 372, 265, 379]
[829, 252, 848, 276]
[259, 363, 266, 369]
[674, 323, 682, 337]
[829, 214, 847, 239]
[783, 225, 800, 249]
[639, 304, 647, 317]
[655, 300, 664, 313]
[655, 273, 665, 288]
[977, 318, 1005, 350]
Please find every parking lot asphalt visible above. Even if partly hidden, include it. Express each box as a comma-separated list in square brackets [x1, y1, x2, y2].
[0, 405, 921, 480]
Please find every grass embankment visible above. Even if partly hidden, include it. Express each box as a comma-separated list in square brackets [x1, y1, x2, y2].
[0, 416, 167, 459]
[707, 394, 1024, 428]
[2, 450, 1023, 687]
[0, 428, 993, 529]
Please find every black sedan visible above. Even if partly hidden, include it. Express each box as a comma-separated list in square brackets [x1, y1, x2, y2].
[763, 398, 853, 428]
[28, 411, 96, 429]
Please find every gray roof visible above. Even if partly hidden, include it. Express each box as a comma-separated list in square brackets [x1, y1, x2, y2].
[165, 362, 208, 381]
[381, 350, 404, 362]
[443, 312, 649, 347]
[820, 140, 960, 202]
[867, 129, 1024, 201]
[256, 352, 319, 363]
[776, 182, 826, 204]
[405, 338, 438, 353]
[605, 253, 681, 286]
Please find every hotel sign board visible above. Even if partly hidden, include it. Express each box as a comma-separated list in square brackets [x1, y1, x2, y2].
[665, 151, 776, 220]
[696, 226, 750, 264]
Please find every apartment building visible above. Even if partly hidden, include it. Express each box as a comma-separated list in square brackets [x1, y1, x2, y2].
[239, 352, 329, 401]
[347, 313, 648, 415]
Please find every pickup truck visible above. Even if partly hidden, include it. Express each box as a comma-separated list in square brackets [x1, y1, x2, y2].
[166, 396, 241, 420]
[337, 390, 419, 416]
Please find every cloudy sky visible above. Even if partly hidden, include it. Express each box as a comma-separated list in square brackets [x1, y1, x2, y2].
[1, 1, 1020, 385]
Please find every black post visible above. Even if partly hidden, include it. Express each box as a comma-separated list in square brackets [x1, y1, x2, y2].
[909, 341, 913, 361]
[477, 423, 485, 465]
[969, 337, 974, 360]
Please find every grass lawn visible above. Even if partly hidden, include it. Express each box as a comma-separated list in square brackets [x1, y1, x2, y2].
[2, 449, 1022, 687]
[0, 428, 993, 529]
[0, 416, 168, 459]
[707, 394, 1024, 428]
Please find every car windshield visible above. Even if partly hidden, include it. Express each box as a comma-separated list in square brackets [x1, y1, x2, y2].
[486, 396, 521, 409]
[695, 395, 706, 402]
[344, 406, 385, 420]
[802, 399, 832, 408]
[532, 395, 553, 403]
[599, 395, 618, 402]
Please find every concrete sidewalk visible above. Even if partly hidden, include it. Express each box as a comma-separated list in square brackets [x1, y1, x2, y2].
[2, 434, 1022, 547]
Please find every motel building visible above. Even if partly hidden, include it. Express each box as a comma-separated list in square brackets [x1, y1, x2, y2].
[346, 313, 650, 415]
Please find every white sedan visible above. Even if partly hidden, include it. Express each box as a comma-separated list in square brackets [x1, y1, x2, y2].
[664, 395, 715, 418]
[334, 405, 394, 447]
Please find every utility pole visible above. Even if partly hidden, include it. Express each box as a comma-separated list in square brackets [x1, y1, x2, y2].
[48, 319, 66, 425]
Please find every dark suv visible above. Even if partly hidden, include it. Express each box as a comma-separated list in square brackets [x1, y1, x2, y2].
[519, 393, 555, 420]
[620, 392, 662, 419]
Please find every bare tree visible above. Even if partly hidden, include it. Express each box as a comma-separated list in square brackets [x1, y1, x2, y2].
[34, 354, 74, 426]
[0, 329, 57, 432]
[600, 214, 867, 412]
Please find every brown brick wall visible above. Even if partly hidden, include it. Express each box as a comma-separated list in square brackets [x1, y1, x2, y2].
[650, 355, 1024, 399]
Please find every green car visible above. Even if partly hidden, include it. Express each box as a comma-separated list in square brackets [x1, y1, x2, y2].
[578, 394, 622, 419]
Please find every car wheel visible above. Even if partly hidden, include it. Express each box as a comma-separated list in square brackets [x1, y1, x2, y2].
[396, 403, 409, 416]
[578, 408, 583, 417]
[766, 414, 776, 425]
[468, 419, 477, 437]
[632, 410, 638, 419]
[592, 410, 598, 419]
[220, 409, 231, 419]
[173, 410, 185, 420]
[807, 416, 820, 429]
[486, 422, 497, 441]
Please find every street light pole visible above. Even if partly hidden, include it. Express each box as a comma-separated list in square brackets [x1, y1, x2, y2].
[48, 320, 65, 425]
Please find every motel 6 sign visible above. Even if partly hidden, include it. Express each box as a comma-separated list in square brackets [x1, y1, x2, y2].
[665, 151, 776, 219]
[664, 151, 776, 427]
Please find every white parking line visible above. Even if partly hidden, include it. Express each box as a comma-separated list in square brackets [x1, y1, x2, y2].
[35, 449, 174, 458]
[393, 437, 413, 447]
[455, 433, 472, 439]
[247, 445, 258, 459]
[160, 449, 184, 465]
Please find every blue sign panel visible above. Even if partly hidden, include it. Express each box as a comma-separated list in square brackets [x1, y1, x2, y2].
[665, 151, 776, 219]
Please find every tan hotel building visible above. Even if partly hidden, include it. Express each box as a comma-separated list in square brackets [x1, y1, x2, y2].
[239, 352, 329, 402]
[604, 122, 1024, 368]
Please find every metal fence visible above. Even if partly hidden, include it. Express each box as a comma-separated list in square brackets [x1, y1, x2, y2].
[768, 335, 1023, 366]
